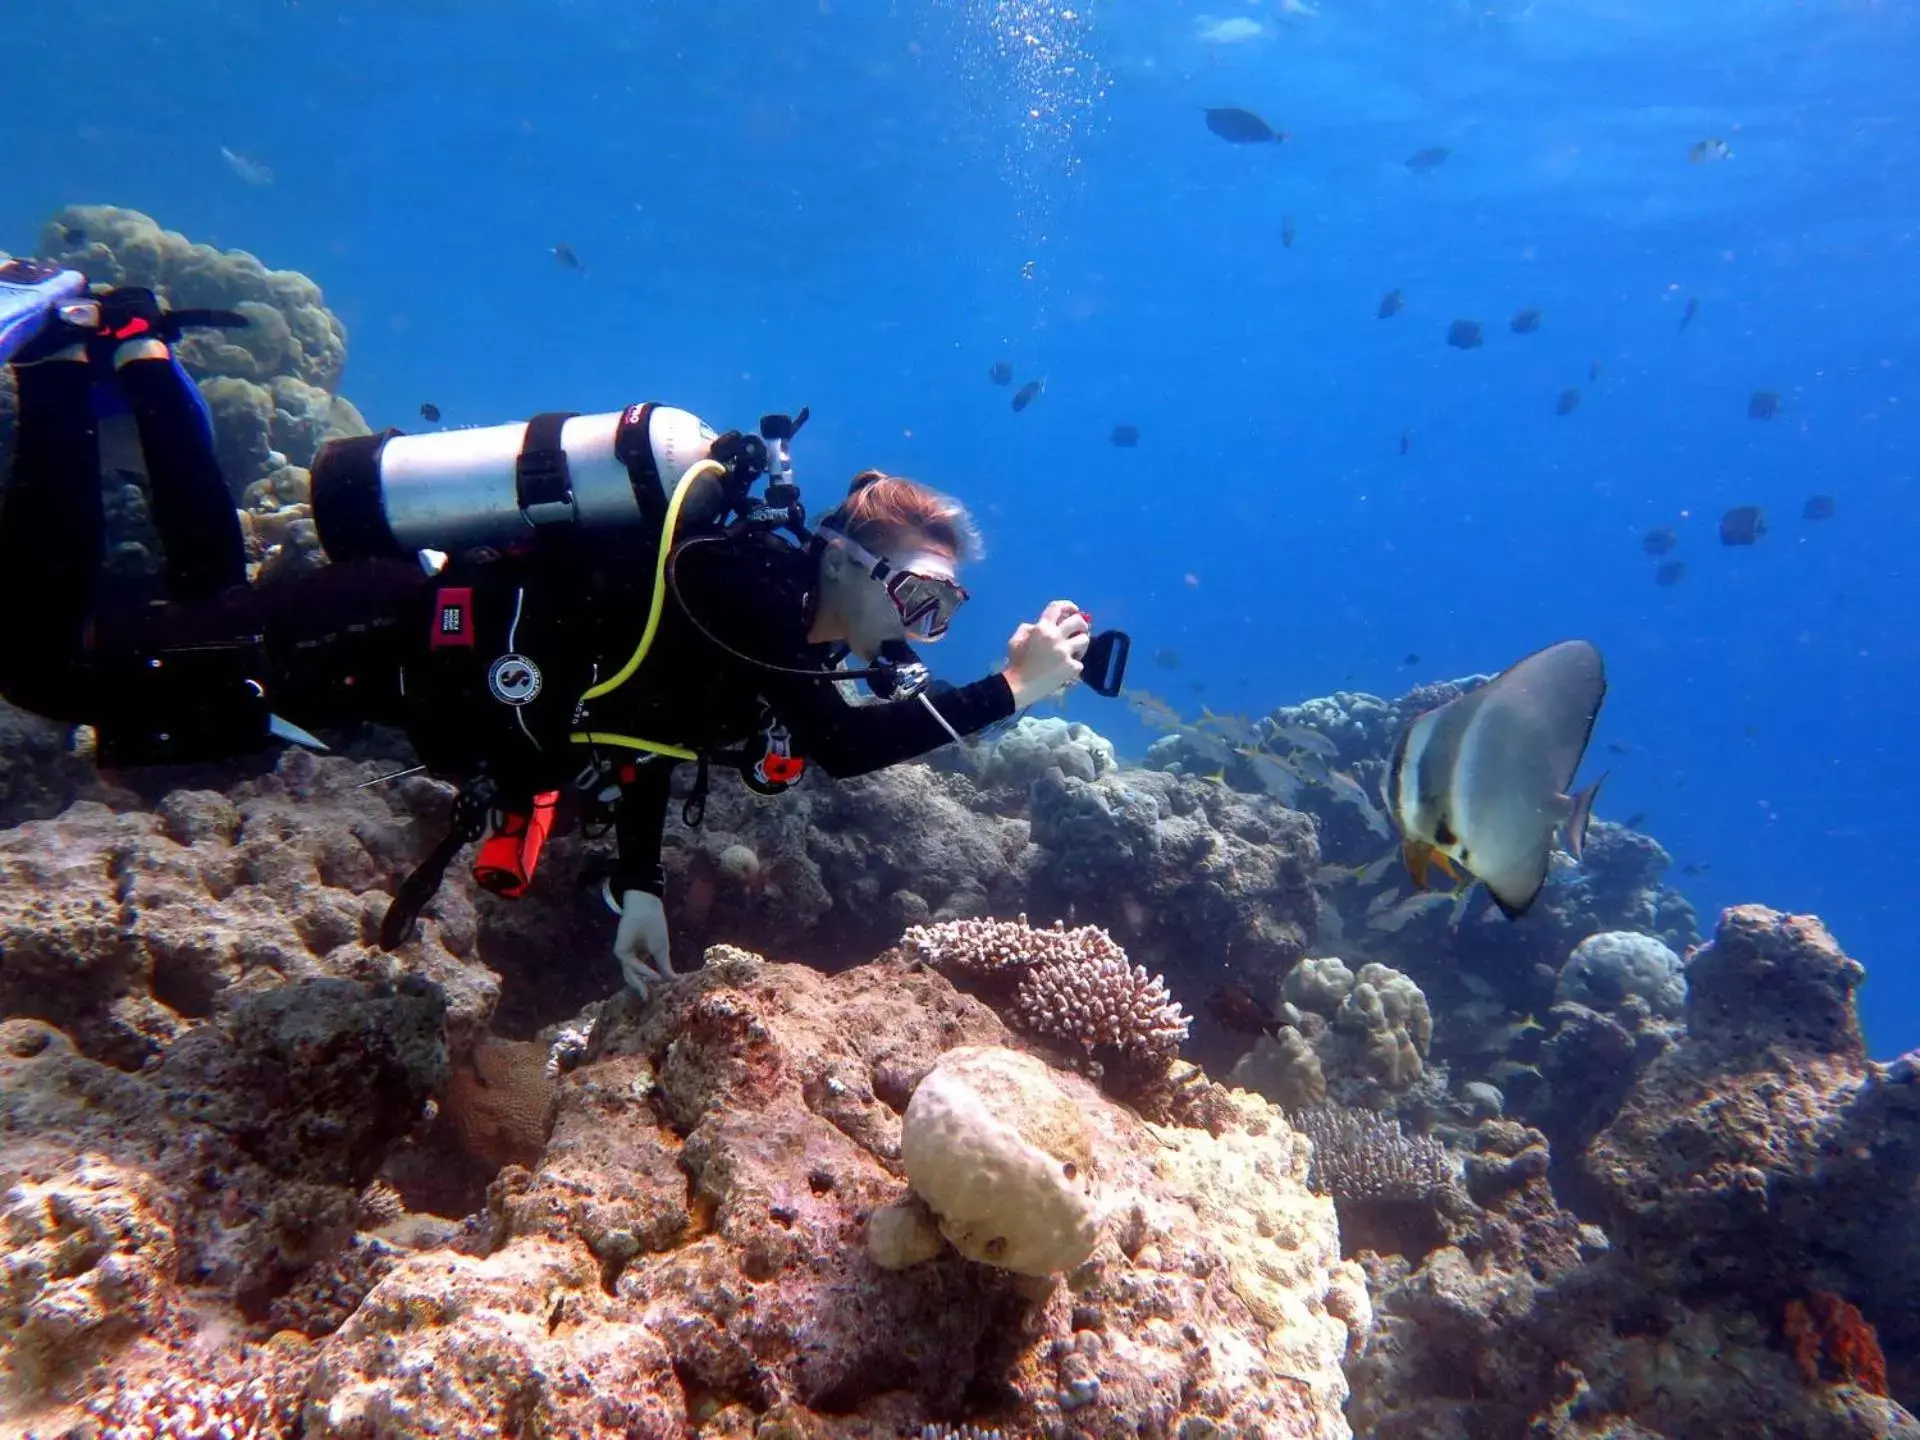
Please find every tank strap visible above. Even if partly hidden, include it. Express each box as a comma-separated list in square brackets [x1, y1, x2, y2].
[516, 410, 579, 528]
[613, 403, 669, 536]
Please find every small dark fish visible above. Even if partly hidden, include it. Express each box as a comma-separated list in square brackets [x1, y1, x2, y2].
[552, 242, 582, 271]
[1405, 146, 1452, 172]
[1588, 358, 1604, 382]
[1555, 388, 1581, 416]
[1398, 427, 1412, 456]
[1606, 742, 1630, 755]
[61, 225, 87, 247]
[419, 402, 442, 423]
[1446, 319, 1484, 350]
[1679, 297, 1699, 331]
[1748, 389, 1781, 420]
[1110, 424, 1140, 447]
[1403, 652, 1420, 666]
[1204, 107, 1286, 144]
[1510, 308, 1544, 335]
[988, 361, 1014, 386]
[1205, 982, 1279, 1038]
[1682, 862, 1711, 875]
[1378, 288, 1405, 319]
[1654, 560, 1687, 586]
[1011, 378, 1045, 412]
[1622, 811, 1648, 829]
[1719, 505, 1767, 546]
[1282, 215, 1297, 249]
[1153, 646, 1181, 670]
[1803, 494, 1836, 521]
[1688, 138, 1732, 163]
[1642, 526, 1678, 556]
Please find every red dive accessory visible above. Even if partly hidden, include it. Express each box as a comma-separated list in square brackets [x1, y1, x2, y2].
[473, 790, 560, 898]
[746, 722, 805, 795]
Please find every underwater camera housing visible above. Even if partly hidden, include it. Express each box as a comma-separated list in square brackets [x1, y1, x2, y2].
[311, 403, 811, 565]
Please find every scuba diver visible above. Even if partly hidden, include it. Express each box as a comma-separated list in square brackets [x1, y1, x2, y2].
[0, 258, 1128, 997]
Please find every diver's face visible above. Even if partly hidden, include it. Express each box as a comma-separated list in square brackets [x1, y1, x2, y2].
[816, 529, 958, 662]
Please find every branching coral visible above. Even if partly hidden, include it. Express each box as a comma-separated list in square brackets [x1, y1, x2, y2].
[1783, 1291, 1888, 1397]
[88, 1368, 284, 1439]
[902, 916, 1190, 1086]
[1289, 1103, 1451, 1202]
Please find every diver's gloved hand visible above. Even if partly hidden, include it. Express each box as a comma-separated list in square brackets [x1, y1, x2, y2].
[999, 599, 1091, 708]
[612, 888, 675, 1000]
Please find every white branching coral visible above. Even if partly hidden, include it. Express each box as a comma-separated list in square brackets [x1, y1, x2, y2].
[89, 1370, 281, 1440]
[903, 915, 1190, 1081]
[904, 914, 1127, 977]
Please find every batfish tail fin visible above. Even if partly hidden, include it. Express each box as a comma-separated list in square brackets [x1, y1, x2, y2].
[1563, 773, 1606, 860]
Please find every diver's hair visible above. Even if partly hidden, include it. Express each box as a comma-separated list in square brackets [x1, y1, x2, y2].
[822, 470, 984, 563]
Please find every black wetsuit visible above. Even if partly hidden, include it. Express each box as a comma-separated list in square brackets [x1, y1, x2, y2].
[0, 354, 1016, 905]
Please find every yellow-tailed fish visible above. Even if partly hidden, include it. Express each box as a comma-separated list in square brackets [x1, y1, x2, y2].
[1365, 890, 1456, 933]
[1123, 688, 1185, 731]
[1327, 768, 1395, 839]
[1270, 723, 1339, 759]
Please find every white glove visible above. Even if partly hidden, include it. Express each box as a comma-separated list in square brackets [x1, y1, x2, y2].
[612, 889, 675, 1000]
[999, 600, 1092, 709]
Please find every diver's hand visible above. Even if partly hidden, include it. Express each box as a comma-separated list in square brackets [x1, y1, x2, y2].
[1000, 600, 1091, 708]
[613, 889, 675, 1000]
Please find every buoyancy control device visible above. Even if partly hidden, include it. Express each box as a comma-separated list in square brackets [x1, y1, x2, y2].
[338, 402, 817, 949]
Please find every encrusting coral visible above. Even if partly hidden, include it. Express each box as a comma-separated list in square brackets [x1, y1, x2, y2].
[1785, 1291, 1891, 1398]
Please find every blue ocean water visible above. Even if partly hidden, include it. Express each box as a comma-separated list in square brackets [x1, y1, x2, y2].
[3, 0, 1913, 1052]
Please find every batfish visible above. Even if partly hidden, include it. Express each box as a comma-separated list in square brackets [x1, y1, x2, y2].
[1387, 639, 1607, 918]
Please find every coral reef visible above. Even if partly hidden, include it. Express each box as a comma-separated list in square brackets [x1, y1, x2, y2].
[0, 751, 499, 1068]
[0, 972, 443, 1412]
[1229, 956, 1435, 1110]
[1344, 907, 1920, 1438]
[312, 946, 1365, 1437]
[0, 899, 1367, 1437]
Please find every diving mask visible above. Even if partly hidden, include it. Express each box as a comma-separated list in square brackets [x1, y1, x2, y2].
[821, 527, 969, 641]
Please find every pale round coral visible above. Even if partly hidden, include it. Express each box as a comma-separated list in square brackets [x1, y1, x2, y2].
[901, 1045, 1102, 1277]
[866, 1196, 945, 1270]
[717, 843, 761, 886]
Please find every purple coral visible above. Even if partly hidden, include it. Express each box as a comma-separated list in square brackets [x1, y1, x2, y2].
[1014, 948, 1190, 1072]
[903, 915, 1191, 1081]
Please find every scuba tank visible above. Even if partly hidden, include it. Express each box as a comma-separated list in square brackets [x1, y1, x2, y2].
[310, 403, 725, 564]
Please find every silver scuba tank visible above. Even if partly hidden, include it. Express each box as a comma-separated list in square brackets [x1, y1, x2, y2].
[310, 403, 719, 564]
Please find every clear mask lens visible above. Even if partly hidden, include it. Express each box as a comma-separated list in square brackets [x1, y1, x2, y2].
[887, 571, 965, 639]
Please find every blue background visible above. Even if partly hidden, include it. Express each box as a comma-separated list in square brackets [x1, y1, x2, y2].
[4, 0, 1914, 1053]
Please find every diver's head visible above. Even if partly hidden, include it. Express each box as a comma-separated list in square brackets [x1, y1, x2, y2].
[808, 470, 981, 661]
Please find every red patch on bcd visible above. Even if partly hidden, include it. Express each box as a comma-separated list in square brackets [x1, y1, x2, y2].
[431, 587, 475, 649]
